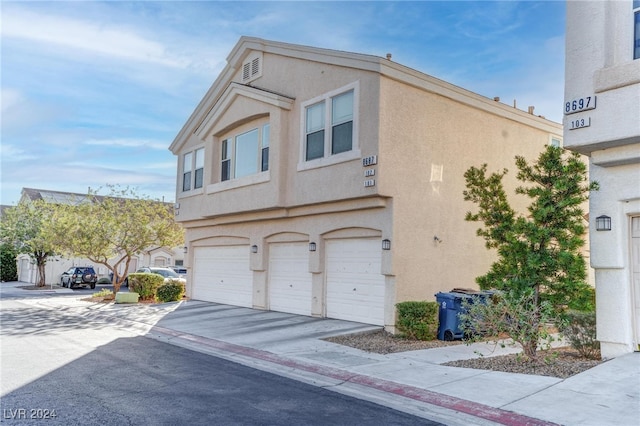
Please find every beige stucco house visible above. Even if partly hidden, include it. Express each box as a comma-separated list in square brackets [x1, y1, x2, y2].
[564, 1, 640, 358]
[170, 37, 563, 328]
[16, 188, 185, 285]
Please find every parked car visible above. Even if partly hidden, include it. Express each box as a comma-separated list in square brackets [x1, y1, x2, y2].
[169, 266, 187, 275]
[60, 266, 98, 289]
[136, 267, 187, 285]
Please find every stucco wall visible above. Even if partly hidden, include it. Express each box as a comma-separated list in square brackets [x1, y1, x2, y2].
[565, 0, 640, 357]
[377, 75, 558, 303]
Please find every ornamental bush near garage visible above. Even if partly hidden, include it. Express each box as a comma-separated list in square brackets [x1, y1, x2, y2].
[395, 301, 439, 340]
[128, 273, 164, 301]
[156, 279, 185, 303]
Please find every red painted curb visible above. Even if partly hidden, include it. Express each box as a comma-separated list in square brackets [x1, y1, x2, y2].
[150, 326, 558, 426]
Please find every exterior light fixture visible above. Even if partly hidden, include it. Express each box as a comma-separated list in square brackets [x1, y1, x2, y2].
[382, 239, 391, 250]
[251, 245, 258, 253]
[595, 215, 612, 231]
[309, 242, 317, 252]
[183, 246, 188, 254]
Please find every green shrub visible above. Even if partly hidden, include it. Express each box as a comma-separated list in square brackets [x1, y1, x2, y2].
[156, 279, 185, 303]
[395, 301, 438, 340]
[128, 273, 163, 301]
[567, 286, 596, 312]
[97, 277, 112, 284]
[558, 310, 600, 359]
[0, 244, 18, 282]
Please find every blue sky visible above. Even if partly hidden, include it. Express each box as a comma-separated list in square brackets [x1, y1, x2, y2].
[1, 1, 565, 205]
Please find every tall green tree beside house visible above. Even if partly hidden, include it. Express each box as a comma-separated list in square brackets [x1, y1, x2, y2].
[462, 145, 597, 359]
[50, 186, 184, 294]
[0, 200, 59, 286]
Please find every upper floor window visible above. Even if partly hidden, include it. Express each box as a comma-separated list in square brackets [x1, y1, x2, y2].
[634, 1, 640, 59]
[182, 148, 204, 192]
[302, 83, 357, 162]
[221, 123, 270, 182]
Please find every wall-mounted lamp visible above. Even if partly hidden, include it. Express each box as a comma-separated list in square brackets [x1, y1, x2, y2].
[251, 245, 258, 253]
[382, 239, 391, 250]
[309, 242, 317, 252]
[595, 215, 612, 231]
[183, 246, 188, 254]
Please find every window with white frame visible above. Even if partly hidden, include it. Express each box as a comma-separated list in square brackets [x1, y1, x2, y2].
[221, 123, 270, 182]
[182, 147, 204, 192]
[303, 83, 357, 162]
[182, 152, 192, 192]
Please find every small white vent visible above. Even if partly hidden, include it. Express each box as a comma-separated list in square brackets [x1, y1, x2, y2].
[243, 62, 251, 81]
[242, 54, 262, 83]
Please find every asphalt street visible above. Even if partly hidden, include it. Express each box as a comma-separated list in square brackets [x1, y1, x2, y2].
[1, 296, 440, 426]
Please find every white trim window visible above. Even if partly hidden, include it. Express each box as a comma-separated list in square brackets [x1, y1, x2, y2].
[221, 123, 270, 182]
[182, 148, 205, 192]
[300, 82, 359, 167]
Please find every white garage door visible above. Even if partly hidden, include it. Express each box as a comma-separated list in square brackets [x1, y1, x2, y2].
[326, 238, 385, 325]
[268, 242, 313, 316]
[192, 246, 253, 307]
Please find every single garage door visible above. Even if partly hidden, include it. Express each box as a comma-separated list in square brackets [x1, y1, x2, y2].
[192, 246, 253, 307]
[268, 242, 313, 316]
[326, 238, 385, 325]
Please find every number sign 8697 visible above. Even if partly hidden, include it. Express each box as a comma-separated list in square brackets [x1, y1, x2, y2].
[564, 96, 596, 115]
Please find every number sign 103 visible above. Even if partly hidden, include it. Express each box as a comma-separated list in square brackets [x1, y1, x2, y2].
[569, 117, 591, 130]
[564, 96, 596, 115]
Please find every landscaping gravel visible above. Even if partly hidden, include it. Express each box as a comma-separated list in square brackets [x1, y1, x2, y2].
[324, 330, 603, 379]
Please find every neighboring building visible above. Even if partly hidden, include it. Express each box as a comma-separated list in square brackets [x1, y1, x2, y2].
[16, 188, 185, 285]
[170, 36, 563, 328]
[564, 1, 640, 358]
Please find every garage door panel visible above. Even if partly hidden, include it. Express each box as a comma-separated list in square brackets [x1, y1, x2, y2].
[193, 246, 252, 307]
[326, 239, 385, 325]
[269, 242, 312, 316]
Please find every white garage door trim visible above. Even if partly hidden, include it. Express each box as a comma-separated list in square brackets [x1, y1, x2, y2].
[192, 246, 253, 307]
[325, 238, 385, 325]
[268, 242, 313, 316]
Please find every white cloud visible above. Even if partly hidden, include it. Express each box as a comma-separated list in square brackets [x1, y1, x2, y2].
[1, 88, 23, 113]
[1, 8, 188, 68]
[84, 138, 168, 151]
[0, 144, 37, 162]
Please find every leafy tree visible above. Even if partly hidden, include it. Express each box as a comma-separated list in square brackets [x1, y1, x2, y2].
[0, 201, 58, 286]
[50, 186, 184, 293]
[462, 145, 597, 359]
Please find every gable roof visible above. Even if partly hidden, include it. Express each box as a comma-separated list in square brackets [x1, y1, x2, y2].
[19, 187, 173, 208]
[169, 36, 560, 153]
[20, 188, 102, 205]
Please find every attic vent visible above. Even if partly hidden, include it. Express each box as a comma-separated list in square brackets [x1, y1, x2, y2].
[243, 62, 251, 80]
[242, 56, 262, 82]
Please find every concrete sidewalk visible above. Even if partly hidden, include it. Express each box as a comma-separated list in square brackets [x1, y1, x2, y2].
[6, 286, 639, 426]
[145, 301, 640, 426]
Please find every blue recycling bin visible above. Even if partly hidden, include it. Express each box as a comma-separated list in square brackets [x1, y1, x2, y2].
[435, 290, 494, 341]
